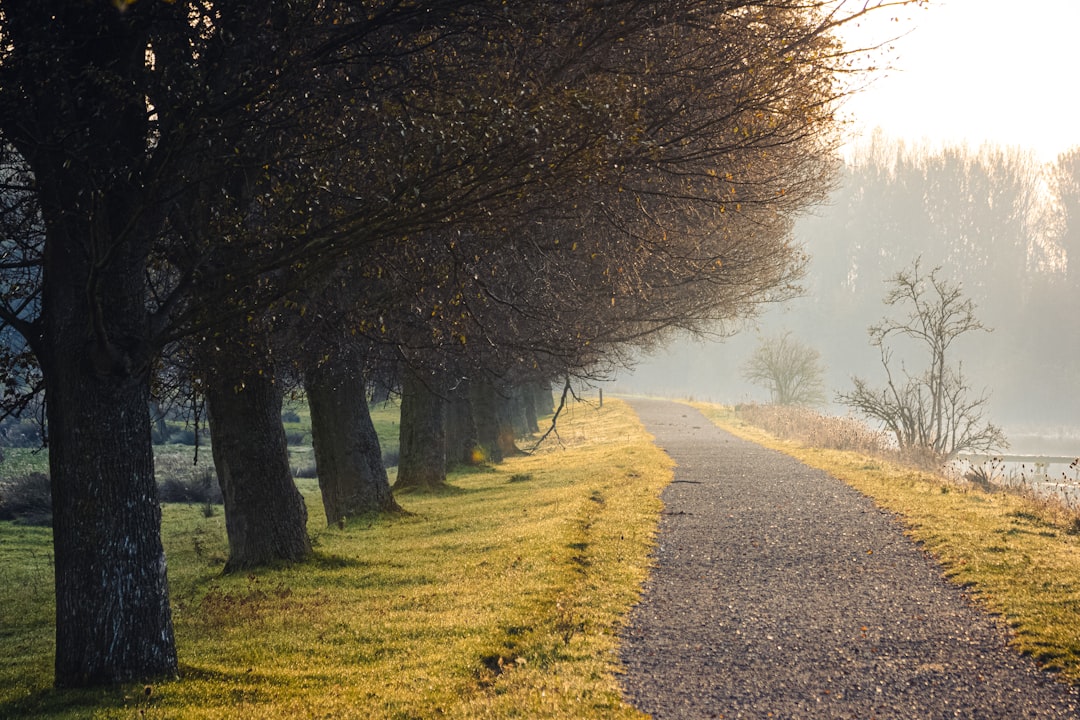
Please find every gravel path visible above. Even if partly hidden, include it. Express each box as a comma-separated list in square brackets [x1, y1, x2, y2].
[619, 398, 1080, 719]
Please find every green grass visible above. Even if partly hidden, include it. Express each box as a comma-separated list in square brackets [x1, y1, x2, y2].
[0, 447, 49, 478]
[0, 398, 667, 719]
[368, 400, 401, 459]
[692, 400, 1080, 683]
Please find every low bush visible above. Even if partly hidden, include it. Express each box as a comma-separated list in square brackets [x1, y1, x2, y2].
[167, 427, 198, 445]
[157, 467, 222, 505]
[0, 472, 51, 526]
[155, 451, 221, 505]
[281, 409, 301, 423]
[285, 430, 307, 446]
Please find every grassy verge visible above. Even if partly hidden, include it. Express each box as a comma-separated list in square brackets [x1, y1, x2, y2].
[691, 401, 1080, 682]
[0, 398, 668, 719]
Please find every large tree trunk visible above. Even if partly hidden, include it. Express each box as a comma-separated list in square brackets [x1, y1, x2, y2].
[395, 367, 448, 491]
[39, 195, 177, 686]
[508, 386, 540, 437]
[44, 324, 178, 687]
[205, 345, 311, 571]
[15, 3, 181, 687]
[305, 360, 400, 524]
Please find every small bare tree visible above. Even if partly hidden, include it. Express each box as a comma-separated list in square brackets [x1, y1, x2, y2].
[742, 332, 826, 406]
[837, 259, 1007, 460]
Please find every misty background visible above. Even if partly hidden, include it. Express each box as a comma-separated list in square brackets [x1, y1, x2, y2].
[613, 135, 1080, 455]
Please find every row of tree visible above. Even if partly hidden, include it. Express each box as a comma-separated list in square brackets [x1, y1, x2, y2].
[0, 0, 904, 688]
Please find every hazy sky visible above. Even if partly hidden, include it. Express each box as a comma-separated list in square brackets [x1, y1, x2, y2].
[838, 0, 1080, 161]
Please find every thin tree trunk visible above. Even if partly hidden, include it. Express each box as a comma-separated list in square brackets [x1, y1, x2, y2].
[305, 360, 400, 524]
[469, 378, 502, 463]
[531, 380, 554, 416]
[519, 385, 540, 434]
[469, 379, 521, 462]
[395, 367, 448, 491]
[205, 345, 311, 571]
[445, 381, 479, 469]
[495, 390, 522, 458]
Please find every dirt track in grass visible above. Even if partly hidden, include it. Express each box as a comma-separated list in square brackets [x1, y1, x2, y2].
[619, 398, 1080, 719]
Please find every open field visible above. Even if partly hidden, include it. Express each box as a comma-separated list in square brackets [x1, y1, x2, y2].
[693, 401, 1080, 683]
[0, 398, 667, 719]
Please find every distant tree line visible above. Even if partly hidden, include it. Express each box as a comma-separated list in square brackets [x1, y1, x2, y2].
[629, 135, 1080, 431]
[769, 133, 1080, 426]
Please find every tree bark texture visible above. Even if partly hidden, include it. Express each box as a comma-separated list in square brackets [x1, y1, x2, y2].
[206, 353, 311, 571]
[305, 361, 400, 524]
[395, 367, 448, 491]
[9, 4, 181, 686]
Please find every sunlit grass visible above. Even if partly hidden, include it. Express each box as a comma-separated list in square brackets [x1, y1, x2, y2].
[692, 401, 1080, 683]
[0, 398, 667, 719]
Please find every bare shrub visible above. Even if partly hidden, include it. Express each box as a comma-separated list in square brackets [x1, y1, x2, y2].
[962, 459, 1003, 491]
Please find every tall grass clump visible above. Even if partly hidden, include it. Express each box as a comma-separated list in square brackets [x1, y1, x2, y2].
[733, 403, 892, 456]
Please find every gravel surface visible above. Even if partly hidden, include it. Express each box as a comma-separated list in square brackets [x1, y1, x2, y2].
[619, 398, 1080, 719]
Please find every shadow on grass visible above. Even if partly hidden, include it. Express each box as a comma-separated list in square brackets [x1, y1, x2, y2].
[0, 680, 163, 720]
[391, 479, 476, 497]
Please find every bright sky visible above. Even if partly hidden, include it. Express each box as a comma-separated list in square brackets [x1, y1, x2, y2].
[838, 0, 1080, 162]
